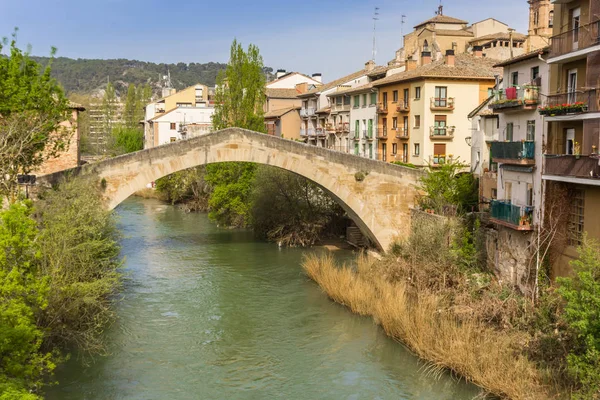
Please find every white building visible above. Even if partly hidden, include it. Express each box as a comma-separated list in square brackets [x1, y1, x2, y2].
[267, 70, 322, 89]
[147, 106, 214, 145]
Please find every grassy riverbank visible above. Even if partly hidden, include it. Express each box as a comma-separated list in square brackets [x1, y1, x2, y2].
[303, 253, 550, 399]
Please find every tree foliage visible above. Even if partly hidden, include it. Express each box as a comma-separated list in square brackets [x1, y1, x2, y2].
[0, 31, 70, 201]
[212, 39, 266, 132]
[417, 159, 478, 216]
[110, 125, 143, 155]
[557, 236, 600, 399]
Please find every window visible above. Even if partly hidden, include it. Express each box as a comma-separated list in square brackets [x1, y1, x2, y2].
[402, 143, 408, 163]
[549, 10, 554, 27]
[382, 92, 388, 104]
[403, 88, 409, 104]
[511, 72, 519, 87]
[415, 87, 421, 99]
[176, 102, 193, 107]
[362, 119, 367, 135]
[414, 143, 420, 156]
[534, 10, 539, 26]
[414, 115, 421, 128]
[392, 117, 398, 129]
[423, 40, 429, 52]
[343, 95, 350, 105]
[382, 118, 387, 136]
[170, 123, 176, 130]
[568, 189, 585, 246]
[392, 90, 398, 102]
[353, 95, 360, 107]
[170, 137, 176, 142]
[402, 116, 409, 136]
[527, 184, 534, 207]
[370, 92, 377, 105]
[392, 143, 397, 155]
[369, 143, 373, 159]
[531, 66, 540, 81]
[434, 87, 448, 107]
[382, 143, 387, 162]
[354, 142, 359, 155]
[362, 94, 367, 107]
[434, 115, 447, 136]
[336, 96, 342, 105]
[506, 122, 514, 141]
[355, 120, 360, 138]
[526, 120, 535, 141]
[433, 143, 446, 164]
[368, 119, 373, 138]
[491, 188, 497, 199]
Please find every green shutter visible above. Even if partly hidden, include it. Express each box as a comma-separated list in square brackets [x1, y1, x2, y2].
[368, 119, 373, 138]
[370, 92, 376, 105]
[354, 142, 359, 155]
[355, 120, 360, 138]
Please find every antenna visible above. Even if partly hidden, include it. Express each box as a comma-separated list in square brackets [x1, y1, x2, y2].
[372, 7, 380, 61]
[401, 14, 406, 48]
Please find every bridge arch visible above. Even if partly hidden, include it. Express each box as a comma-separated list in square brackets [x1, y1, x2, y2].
[40, 128, 422, 251]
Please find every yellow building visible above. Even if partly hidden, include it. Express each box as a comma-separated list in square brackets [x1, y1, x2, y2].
[373, 51, 499, 166]
[540, 0, 600, 276]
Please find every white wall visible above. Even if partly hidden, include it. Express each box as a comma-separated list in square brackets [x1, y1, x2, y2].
[267, 73, 320, 89]
[349, 90, 378, 159]
[154, 107, 215, 145]
[471, 19, 509, 38]
[471, 115, 499, 175]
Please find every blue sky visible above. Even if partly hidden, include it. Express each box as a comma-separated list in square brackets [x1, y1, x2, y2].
[0, 0, 530, 82]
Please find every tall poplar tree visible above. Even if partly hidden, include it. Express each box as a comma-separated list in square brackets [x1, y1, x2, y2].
[123, 83, 137, 129]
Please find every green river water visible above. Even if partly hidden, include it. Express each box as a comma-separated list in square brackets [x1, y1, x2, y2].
[46, 197, 481, 400]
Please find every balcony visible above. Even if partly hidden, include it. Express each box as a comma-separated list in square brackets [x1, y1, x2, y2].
[325, 123, 335, 132]
[548, 18, 600, 63]
[489, 86, 540, 112]
[396, 100, 409, 113]
[429, 155, 448, 166]
[377, 128, 388, 139]
[490, 200, 534, 231]
[396, 126, 409, 139]
[490, 141, 535, 165]
[430, 97, 455, 111]
[543, 155, 600, 183]
[364, 130, 375, 140]
[539, 90, 599, 121]
[331, 103, 351, 114]
[350, 130, 361, 140]
[300, 108, 316, 118]
[376, 103, 388, 114]
[429, 126, 455, 140]
[316, 128, 327, 137]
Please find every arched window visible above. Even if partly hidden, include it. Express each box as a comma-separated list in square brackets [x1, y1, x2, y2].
[423, 40, 429, 52]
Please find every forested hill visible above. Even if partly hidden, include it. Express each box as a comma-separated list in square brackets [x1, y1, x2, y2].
[31, 56, 231, 95]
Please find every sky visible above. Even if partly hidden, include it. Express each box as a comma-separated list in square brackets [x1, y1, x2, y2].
[0, 0, 531, 82]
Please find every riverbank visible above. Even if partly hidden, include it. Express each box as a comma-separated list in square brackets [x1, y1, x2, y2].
[302, 253, 552, 399]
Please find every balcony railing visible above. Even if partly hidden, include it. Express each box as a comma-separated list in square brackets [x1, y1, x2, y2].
[490, 200, 534, 231]
[490, 141, 535, 165]
[364, 130, 374, 140]
[377, 128, 388, 139]
[350, 130, 360, 140]
[300, 108, 316, 117]
[429, 126, 455, 139]
[430, 97, 455, 111]
[540, 90, 599, 116]
[376, 103, 388, 114]
[544, 154, 600, 180]
[331, 103, 351, 113]
[429, 155, 447, 165]
[489, 86, 540, 111]
[396, 126, 409, 139]
[549, 18, 600, 60]
[396, 100, 410, 113]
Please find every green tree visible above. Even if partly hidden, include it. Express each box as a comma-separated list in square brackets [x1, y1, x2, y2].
[417, 159, 478, 216]
[101, 81, 117, 153]
[212, 39, 266, 132]
[110, 125, 144, 155]
[557, 235, 600, 399]
[0, 30, 70, 201]
[123, 83, 137, 128]
[0, 202, 54, 399]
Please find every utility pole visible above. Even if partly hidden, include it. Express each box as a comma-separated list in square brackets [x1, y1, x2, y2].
[372, 7, 380, 61]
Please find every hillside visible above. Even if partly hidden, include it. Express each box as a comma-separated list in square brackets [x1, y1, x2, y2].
[31, 56, 235, 96]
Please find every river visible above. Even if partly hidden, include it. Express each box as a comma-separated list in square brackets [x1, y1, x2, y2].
[46, 197, 481, 400]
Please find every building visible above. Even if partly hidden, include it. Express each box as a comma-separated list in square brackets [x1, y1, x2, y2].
[35, 103, 86, 175]
[144, 84, 214, 148]
[297, 61, 387, 149]
[526, 0, 554, 51]
[483, 48, 549, 287]
[469, 31, 528, 60]
[264, 106, 302, 139]
[372, 50, 499, 166]
[541, 0, 600, 276]
[267, 70, 322, 89]
[87, 101, 124, 155]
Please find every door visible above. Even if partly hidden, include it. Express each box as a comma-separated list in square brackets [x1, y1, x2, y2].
[572, 7, 581, 50]
[434, 115, 447, 136]
[354, 142, 359, 155]
[368, 119, 373, 138]
[382, 118, 387, 137]
[382, 143, 387, 162]
[402, 143, 408, 163]
[355, 120, 360, 138]
[435, 87, 447, 107]
[568, 69, 578, 104]
[566, 128, 575, 155]
[369, 143, 373, 159]
[433, 143, 446, 164]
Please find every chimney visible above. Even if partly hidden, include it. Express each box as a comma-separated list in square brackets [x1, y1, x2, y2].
[312, 73, 322, 84]
[365, 60, 376, 72]
[473, 46, 483, 58]
[445, 49, 455, 66]
[407, 58, 418, 71]
[421, 51, 432, 65]
[276, 69, 286, 79]
[295, 82, 308, 94]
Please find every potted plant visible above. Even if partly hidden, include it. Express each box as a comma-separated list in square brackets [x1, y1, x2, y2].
[574, 141, 581, 160]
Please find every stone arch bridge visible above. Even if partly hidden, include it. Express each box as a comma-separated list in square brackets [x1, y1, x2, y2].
[40, 128, 423, 251]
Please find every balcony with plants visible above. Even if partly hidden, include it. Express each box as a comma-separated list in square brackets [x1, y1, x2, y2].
[429, 126, 455, 140]
[490, 200, 534, 231]
[430, 97, 455, 111]
[538, 90, 597, 117]
[489, 85, 540, 112]
[490, 141, 535, 165]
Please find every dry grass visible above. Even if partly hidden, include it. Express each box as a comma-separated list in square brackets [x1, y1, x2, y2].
[303, 253, 554, 400]
[133, 188, 168, 201]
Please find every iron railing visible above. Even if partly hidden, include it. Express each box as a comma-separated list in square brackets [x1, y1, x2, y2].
[300, 108, 316, 117]
[490, 200, 534, 229]
[490, 141, 535, 162]
[542, 90, 598, 114]
[430, 97, 455, 110]
[544, 155, 600, 179]
[549, 18, 600, 59]
[490, 85, 540, 110]
[429, 126, 455, 138]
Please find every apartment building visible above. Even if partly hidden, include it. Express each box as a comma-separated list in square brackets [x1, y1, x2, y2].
[144, 84, 214, 148]
[297, 61, 387, 150]
[267, 70, 322, 89]
[541, 0, 600, 276]
[373, 50, 499, 166]
[481, 48, 549, 286]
